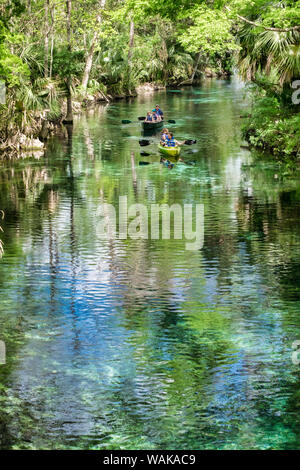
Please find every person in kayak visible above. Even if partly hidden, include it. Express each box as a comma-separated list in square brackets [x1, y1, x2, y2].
[152, 111, 162, 122]
[152, 104, 164, 119]
[166, 132, 184, 147]
[166, 132, 178, 147]
[145, 112, 153, 122]
[151, 111, 158, 121]
[160, 128, 169, 145]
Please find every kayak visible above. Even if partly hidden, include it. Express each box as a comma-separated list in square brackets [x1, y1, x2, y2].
[142, 120, 164, 130]
[158, 144, 181, 157]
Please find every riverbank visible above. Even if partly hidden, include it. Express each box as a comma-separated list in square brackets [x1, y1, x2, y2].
[0, 82, 168, 158]
[0, 77, 211, 158]
[242, 97, 300, 163]
[2, 77, 299, 165]
[0, 67, 232, 158]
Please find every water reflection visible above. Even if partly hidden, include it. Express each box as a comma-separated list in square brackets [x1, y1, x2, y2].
[0, 80, 300, 449]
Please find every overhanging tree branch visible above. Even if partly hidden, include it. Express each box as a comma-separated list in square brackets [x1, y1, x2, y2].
[225, 6, 300, 32]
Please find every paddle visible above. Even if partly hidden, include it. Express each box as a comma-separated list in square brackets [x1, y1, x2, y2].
[123, 117, 176, 124]
[140, 116, 175, 123]
[122, 117, 146, 124]
[139, 139, 196, 147]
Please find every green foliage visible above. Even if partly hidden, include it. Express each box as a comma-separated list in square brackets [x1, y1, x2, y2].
[179, 5, 240, 56]
[51, 47, 85, 80]
[0, 0, 25, 25]
[243, 94, 300, 159]
[238, 25, 300, 86]
[90, 15, 195, 93]
[0, 20, 30, 86]
[0, 47, 30, 87]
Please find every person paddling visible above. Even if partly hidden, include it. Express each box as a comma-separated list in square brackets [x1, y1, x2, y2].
[152, 104, 164, 120]
[166, 132, 181, 147]
[166, 132, 184, 147]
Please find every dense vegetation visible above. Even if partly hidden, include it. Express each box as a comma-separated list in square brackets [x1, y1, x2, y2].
[0, 0, 299, 158]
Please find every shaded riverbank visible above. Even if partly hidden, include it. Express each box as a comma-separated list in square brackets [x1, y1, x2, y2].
[0, 81, 168, 157]
[242, 98, 300, 163]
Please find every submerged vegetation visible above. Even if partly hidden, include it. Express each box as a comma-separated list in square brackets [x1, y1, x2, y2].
[0, 0, 299, 158]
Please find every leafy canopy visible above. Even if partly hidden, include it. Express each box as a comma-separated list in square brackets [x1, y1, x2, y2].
[178, 5, 240, 55]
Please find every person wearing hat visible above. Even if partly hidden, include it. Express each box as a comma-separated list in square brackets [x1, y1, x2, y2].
[152, 104, 164, 120]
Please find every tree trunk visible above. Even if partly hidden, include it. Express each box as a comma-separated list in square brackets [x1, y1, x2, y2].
[49, 4, 55, 78]
[81, 0, 106, 91]
[44, 0, 49, 77]
[40, 120, 49, 141]
[128, 19, 134, 63]
[64, 0, 73, 124]
[81, 27, 99, 90]
[126, 18, 135, 91]
[191, 51, 201, 83]
[65, 87, 73, 124]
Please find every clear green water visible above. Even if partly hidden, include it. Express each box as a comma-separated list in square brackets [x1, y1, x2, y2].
[0, 79, 300, 450]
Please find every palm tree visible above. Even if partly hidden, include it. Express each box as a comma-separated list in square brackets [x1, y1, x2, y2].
[238, 24, 300, 87]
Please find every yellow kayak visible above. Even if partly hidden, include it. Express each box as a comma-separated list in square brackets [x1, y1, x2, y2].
[158, 144, 181, 157]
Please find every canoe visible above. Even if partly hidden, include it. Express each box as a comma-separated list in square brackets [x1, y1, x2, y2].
[158, 144, 181, 157]
[142, 120, 164, 130]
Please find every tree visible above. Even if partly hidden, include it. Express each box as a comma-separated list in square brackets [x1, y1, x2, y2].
[81, 0, 106, 91]
[64, 0, 73, 123]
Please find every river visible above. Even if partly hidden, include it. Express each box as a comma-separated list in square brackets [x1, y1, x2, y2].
[0, 78, 300, 449]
